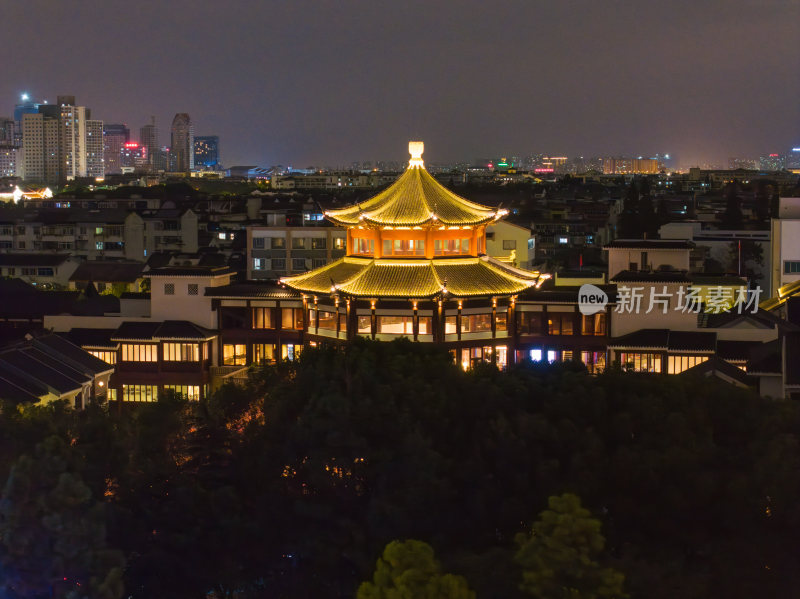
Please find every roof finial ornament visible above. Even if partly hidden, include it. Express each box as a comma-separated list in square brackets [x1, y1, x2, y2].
[408, 141, 424, 169]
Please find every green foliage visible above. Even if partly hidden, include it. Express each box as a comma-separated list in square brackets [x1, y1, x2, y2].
[1, 342, 800, 597]
[0, 436, 125, 599]
[515, 494, 626, 598]
[357, 540, 475, 599]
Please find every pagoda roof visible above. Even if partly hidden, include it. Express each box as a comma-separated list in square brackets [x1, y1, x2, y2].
[323, 142, 502, 227]
[281, 255, 543, 299]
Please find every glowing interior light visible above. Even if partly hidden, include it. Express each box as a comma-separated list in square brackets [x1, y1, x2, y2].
[408, 141, 424, 168]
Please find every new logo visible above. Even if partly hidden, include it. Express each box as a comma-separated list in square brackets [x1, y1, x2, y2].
[578, 284, 608, 315]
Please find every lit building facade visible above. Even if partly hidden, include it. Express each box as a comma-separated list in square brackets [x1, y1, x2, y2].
[103, 124, 129, 174]
[603, 158, 659, 175]
[194, 135, 220, 169]
[170, 113, 194, 172]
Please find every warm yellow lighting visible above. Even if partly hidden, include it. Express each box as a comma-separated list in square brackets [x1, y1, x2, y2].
[408, 141, 424, 168]
[98, 381, 105, 387]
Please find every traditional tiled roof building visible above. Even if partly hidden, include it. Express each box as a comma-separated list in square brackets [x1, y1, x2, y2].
[278, 142, 549, 367]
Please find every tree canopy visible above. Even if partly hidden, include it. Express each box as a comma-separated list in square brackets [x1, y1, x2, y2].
[1, 339, 799, 598]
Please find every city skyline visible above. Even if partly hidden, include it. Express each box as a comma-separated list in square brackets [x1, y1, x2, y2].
[2, 0, 797, 169]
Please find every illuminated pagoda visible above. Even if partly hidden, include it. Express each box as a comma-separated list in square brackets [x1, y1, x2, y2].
[280, 141, 548, 367]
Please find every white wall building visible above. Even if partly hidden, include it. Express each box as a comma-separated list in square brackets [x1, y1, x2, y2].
[770, 198, 800, 297]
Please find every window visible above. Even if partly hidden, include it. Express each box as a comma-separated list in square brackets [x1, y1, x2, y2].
[95, 241, 104, 250]
[527, 238, 535, 250]
[334, 237, 345, 250]
[291, 237, 306, 249]
[312, 258, 327, 268]
[667, 355, 708, 374]
[357, 315, 372, 334]
[445, 316, 457, 334]
[188, 284, 198, 296]
[252, 307, 273, 328]
[353, 238, 374, 254]
[418, 316, 432, 334]
[318, 310, 337, 330]
[163, 385, 200, 400]
[619, 352, 662, 373]
[292, 258, 307, 271]
[581, 313, 606, 336]
[281, 308, 303, 330]
[558, 236, 568, 244]
[253, 258, 267, 270]
[22, 268, 35, 275]
[311, 237, 326, 249]
[223, 344, 247, 365]
[95, 227, 103, 235]
[462, 313, 492, 333]
[785, 261, 800, 274]
[434, 238, 470, 255]
[547, 313, 574, 335]
[121, 344, 157, 362]
[272, 258, 286, 271]
[88, 350, 116, 364]
[529, 349, 543, 362]
[581, 351, 606, 374]
[270, 237, 286, 249]
[37, 268, 54, 276]
[384, 239, 425, 256]
[502, 240, 516, 250]
[281, 344, 302, 361]
[253, 343, 276, 363]
[252, 237, 265, 249]
[122, 384, 157, 402]
[164, 283, 174, 295]
[378, 315, 414, 334]
[495, 310, 507, 331]
[163, 343, 200, 361]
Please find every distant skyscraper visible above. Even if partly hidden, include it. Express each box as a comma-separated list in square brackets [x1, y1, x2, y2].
[120, 142, 148, 171]
[170, 113, 194, 172]
[0, 118, 15, 144]
[20, 96, 102, 184]
[140, 117, 158, 172]
[103, 124, 129, 175]
[86, 119, 104, 179]
[759, 154, 785, 171]
[194, 135, 220, 169]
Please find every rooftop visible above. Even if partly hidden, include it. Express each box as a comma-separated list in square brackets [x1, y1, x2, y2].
[323, 142, 503, 227]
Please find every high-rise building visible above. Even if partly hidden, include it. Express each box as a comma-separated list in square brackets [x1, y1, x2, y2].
[170, 113, 194, 172]
[194, 135, 220, 169]
[603, 157, 659, 175]
[19, 96, 102, 184]
[86, 119, 104, 179]
[21, 112, 60, 183]
[140, 117, 158, 172]
[0, 118, 17, 178]
[728, 157, 758, 170]
[103, 124, 129, 175]
[760, 154, 785, 171]
[120, 142, 148, 171]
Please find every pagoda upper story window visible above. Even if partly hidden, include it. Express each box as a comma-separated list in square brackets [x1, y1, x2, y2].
[383, 239, 425, 256]
[353, 237, 374, 255]
[435, 238, 470, 255]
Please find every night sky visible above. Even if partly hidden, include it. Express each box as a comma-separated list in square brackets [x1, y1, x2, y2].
[4, 0, 799, 168]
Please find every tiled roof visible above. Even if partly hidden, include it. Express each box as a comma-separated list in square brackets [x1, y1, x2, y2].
[111, 320, 216, 341]
[609, 329, 670, 349]
[34, 335, 113, 375]
[611, 270, 692, 283]
[69, 261, 144, 283]
[604, 240, 695, 250]
[0, 253, 72, 266]
[609, 329, 716, 352]
[205, 281, 301, 299]
[145, 266, 235, 277]
[281, 255, 543, 298]
[324, 166, 500, 227]
[61, 328, 119, 349]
